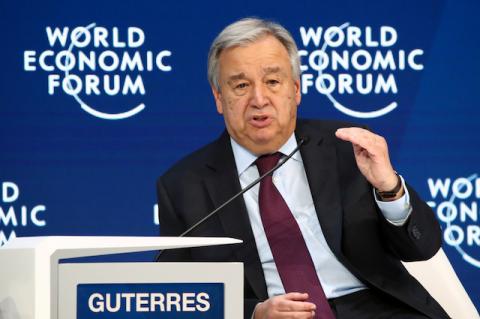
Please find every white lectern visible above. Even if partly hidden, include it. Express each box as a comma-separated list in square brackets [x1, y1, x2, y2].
[0, 236, 243, 319]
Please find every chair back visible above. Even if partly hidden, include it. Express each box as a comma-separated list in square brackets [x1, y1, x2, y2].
[402, 248, 479, 319]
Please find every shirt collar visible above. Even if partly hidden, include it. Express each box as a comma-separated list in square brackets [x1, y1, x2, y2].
[230, 133, 301, 176]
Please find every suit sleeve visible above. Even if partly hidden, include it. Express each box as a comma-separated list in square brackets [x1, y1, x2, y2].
[337, 124, 442, 262]
[378, 183, 442, 262]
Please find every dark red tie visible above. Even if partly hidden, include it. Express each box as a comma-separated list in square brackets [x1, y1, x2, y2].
[256, 153, 335, 319]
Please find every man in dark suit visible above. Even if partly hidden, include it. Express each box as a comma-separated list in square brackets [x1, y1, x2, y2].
[157, 18, 449, 319]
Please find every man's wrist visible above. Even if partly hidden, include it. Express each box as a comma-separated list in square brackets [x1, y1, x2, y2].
[375, 172, 404, 201]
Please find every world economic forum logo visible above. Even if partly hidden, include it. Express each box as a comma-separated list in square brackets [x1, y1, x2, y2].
[0, 181, 47, 247]
[298, 23, 424, 118]
[427, 174, 480, 268]
[23, 23, 172, 120]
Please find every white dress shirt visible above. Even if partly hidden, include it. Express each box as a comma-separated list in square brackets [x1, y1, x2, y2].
[230, 133, 411, 299]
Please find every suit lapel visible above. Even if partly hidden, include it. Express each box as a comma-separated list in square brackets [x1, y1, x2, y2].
[203, 132, 269, 300]
[296, 122, 344, 256]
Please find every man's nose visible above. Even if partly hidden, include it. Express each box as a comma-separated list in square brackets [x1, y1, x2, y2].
[250, 84, 269, 108]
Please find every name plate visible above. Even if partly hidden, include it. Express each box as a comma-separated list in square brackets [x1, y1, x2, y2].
[77, 283, 224, 318]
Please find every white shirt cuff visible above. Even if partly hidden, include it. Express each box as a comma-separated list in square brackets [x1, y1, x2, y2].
[373, 175, 412, 226]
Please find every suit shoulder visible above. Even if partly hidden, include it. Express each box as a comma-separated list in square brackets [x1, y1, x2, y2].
[298, 118, 360, 127]
[297, 118, 365, 157]
[298, 118, 364, 133]
[157, 136, 221, 186]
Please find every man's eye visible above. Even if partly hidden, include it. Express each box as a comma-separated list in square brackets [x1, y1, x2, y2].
[267, 79, 280, 86]
[235, 83, 248, 89]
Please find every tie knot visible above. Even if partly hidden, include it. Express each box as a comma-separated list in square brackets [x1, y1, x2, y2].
[255, 152, 282, 175]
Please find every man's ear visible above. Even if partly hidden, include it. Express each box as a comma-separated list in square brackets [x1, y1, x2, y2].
[294, 79, 301, 106]
[211, 86, 224, 114]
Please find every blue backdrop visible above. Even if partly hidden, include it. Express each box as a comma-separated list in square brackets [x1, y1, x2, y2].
[1, 0, 478, 311]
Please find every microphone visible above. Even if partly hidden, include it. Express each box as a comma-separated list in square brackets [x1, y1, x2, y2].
[155, 136, 309, 262]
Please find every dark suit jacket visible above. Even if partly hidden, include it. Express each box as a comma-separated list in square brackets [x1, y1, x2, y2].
[156, 119, 449, 319]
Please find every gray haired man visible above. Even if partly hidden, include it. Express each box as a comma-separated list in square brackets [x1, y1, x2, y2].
[157, 18, 449, 319]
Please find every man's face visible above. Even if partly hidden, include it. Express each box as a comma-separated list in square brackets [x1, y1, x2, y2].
[212, 35, 301, 155]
